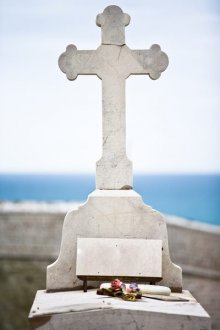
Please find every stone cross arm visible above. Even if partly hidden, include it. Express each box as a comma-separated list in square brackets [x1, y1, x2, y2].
[58, 46, 99, 80]
[59, 44, 168, 81]
[130, 45, 168, 80]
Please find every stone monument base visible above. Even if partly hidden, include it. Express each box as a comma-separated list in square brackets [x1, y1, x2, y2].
[47, 190, 182, 292]
[28, 289, 211, 330]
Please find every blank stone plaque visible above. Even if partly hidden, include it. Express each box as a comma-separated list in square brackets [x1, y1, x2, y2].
[76, 238, 162, 278]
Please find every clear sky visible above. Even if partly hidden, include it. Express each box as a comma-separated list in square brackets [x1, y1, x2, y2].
[0, 0, 219, 174]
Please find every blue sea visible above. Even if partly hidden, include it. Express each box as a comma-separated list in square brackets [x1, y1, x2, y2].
[0, 174, 219, 226]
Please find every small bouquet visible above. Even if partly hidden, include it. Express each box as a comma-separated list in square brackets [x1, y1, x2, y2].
[97, 279, 142, 301]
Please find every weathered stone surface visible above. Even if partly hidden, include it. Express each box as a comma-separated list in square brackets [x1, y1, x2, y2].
[96, 5, 130, 46]
[58, 5, 168, 190]
[0, 208, 219, 328]
[76, 237, 162, 278]
[28, 290, 211, 330]
[51, 4, 179, 295]
[47, 190, 182, 291]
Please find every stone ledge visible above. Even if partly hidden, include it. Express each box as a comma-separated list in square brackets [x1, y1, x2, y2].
[28, 289, 211, 330]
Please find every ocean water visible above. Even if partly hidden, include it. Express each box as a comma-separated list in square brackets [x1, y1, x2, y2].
[0, 174, 219, 226]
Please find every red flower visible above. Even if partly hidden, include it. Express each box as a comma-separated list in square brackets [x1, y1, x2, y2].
[111, 279, 123, 290]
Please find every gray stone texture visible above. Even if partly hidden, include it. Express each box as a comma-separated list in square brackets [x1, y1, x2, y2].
[28, 290, 211, 330]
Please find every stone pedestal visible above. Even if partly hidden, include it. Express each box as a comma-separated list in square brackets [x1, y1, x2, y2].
[47, 190, 182, 292]
[28, 289, 211, 330]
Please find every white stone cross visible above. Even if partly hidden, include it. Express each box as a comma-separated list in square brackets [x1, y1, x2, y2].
[59, 5, 168, 190]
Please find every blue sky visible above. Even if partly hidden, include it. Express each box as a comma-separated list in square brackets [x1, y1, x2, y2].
[0, 0, 219, 173]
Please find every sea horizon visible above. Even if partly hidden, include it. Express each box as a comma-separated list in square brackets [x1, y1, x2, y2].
[0, 173, 219, 226]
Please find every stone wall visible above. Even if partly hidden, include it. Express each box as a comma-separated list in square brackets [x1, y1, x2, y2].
[1, 206, 219, 277]
[0, 204, 219, 329]
[167, 215, 220, 280]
